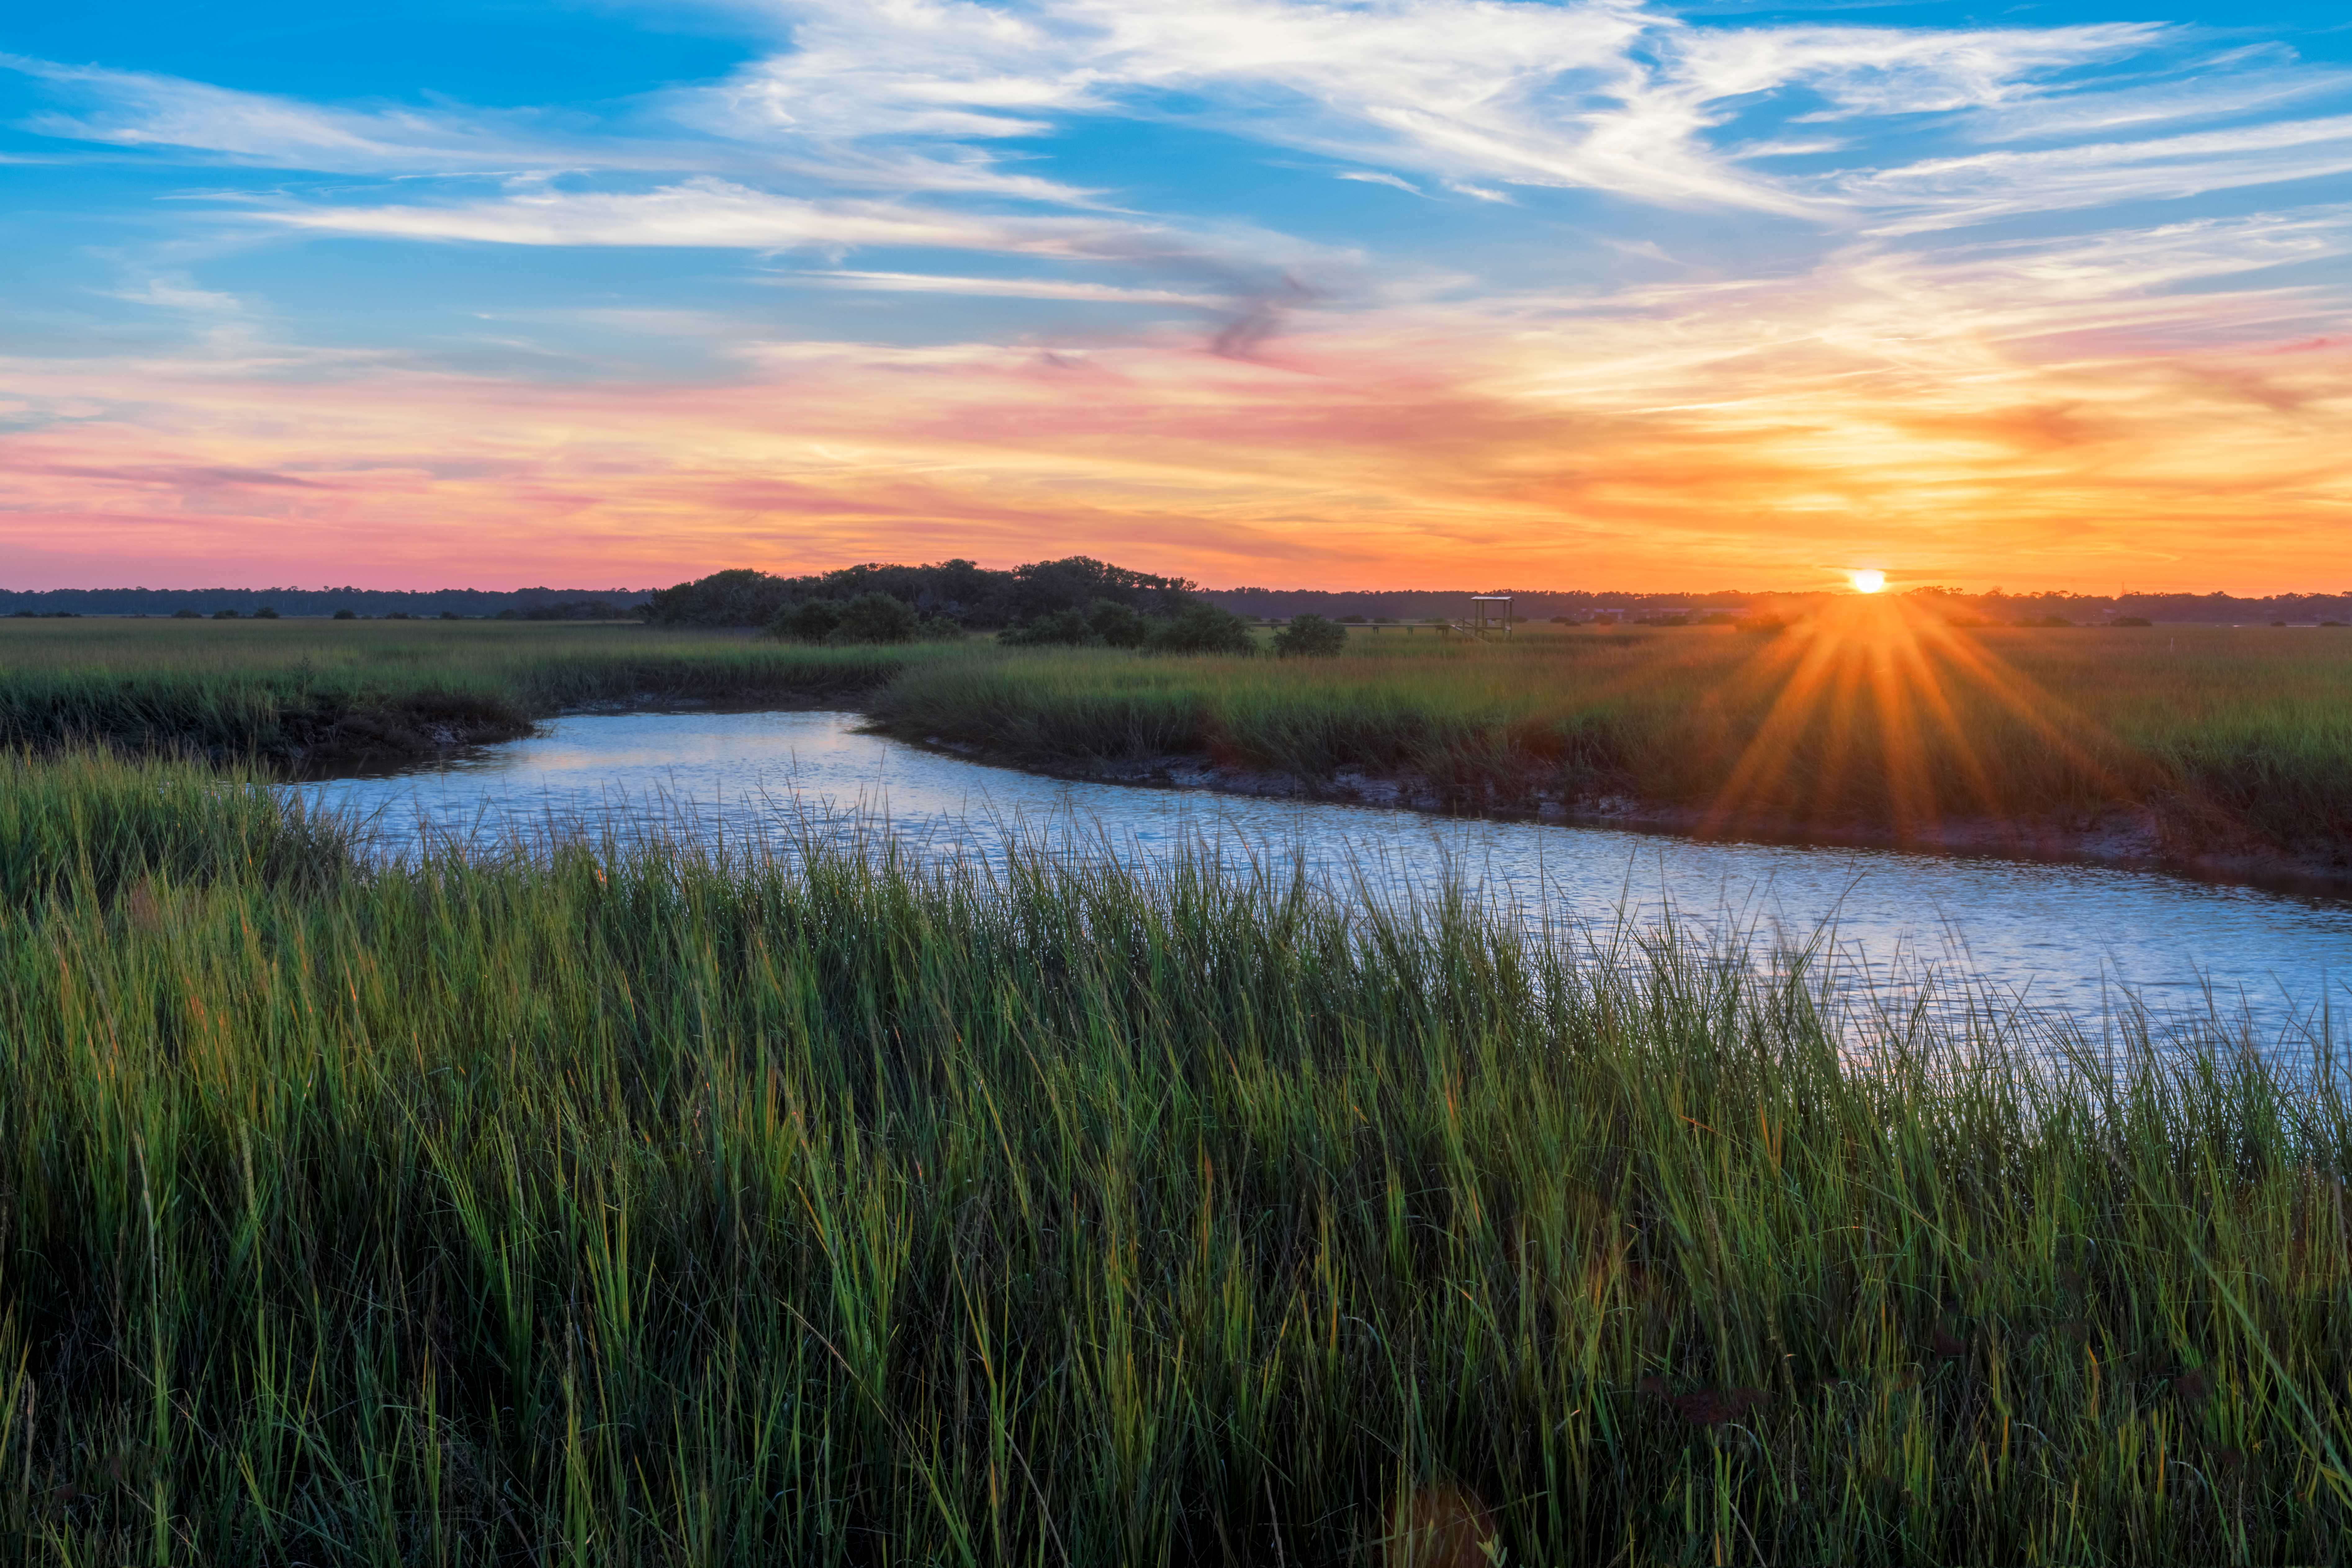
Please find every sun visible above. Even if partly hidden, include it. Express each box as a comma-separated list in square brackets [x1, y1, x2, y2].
[1847, 568, 1887, 594]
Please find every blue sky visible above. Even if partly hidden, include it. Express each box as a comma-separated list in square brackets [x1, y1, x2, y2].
[3, 0, 2349, 589]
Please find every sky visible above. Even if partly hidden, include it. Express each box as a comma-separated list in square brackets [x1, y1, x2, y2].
[3, 0, 2349, 593]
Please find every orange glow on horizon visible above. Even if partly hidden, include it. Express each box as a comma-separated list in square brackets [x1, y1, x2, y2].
[4, 245, 2352, 592]
[1695, 595, 2142, 846]
[1848, 570, 1887, 595]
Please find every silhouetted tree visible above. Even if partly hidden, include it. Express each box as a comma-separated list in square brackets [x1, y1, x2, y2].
[1146, 603, 1258, 656]
[766, 600, 843, 643]
[998, 600, 1154, 649]
[650, 557, 1196, 630]
[1271, 615, 1348, 657]
[831, 592, 920, 645]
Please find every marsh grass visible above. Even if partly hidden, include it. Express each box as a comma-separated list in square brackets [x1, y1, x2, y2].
[868, 625, 2352, 852]
[13, 617, 2352, 854]
[0, 619, 932, 767]
[2, 750, 2349, 1564]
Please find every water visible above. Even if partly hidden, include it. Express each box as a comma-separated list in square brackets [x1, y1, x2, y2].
[293, 709, 2352, 1039]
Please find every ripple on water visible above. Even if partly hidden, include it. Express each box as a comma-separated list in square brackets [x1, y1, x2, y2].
[290, 710, 2352, 1045]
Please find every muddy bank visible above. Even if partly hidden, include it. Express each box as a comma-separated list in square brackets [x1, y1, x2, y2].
[291, 694, 536, 774]
[907, 735, 2352, 898]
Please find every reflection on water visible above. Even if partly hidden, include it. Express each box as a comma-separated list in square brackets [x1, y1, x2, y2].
[291, 710, 2352, 1039]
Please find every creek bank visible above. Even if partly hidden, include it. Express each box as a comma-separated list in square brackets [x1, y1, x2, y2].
[292, 694, 533, 773]
[905, 734, 2352, 897]
[279, 692, 2352, 896]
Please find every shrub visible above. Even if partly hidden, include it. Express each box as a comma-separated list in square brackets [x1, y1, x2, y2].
[333, 609, 357, 620]
[999, 608, 1095, 648]
[173, 609, 202, 619]
[765, 600, 843, 644]
[211, 608, 240, 620]
[1087, 600, 1149, 649]
[755, 591, 921, 647]
[999, 600, 1152, 649]
[440, 611, 461, 620]
[1147, 602, 1258, 656]
[253, 606, 281, 619]
[1271, 614, 1349, 658]
[2110, 615, 2152, 627]
[832, 592, 921, 645]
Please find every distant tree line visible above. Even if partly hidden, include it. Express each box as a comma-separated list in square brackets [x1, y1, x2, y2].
[1902, 587, 2352, 624]
[1207, 588, 1759, 622]
[16, 573, 2349, 628]
[0, 586, 654, 618]
[1208, 586, 2352, 625]
[498, 600, 640, 621]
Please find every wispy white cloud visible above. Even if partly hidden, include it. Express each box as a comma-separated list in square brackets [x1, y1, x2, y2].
[248, 177, 1154, 252]
[1337, 170, 1423, 193]
[107, 276, 247, 315]
[1467, 204, 2352, 420]
[2, 54, 608, 172]
[245, 176, 1343, 357]
[12, 1, 2352, 414]
[785, 269, 1225, 303]
[655, 0, 2352, 235]
[17, 2, 2352, 238]
[1851, 116, 2352, 235]
[1666, 21, 2161, 119]
[708, 0, 1794, 211]
[0, 50, 1095, 202]
[243, 177, 1347, 317]
[1960, 52, 2352, 145]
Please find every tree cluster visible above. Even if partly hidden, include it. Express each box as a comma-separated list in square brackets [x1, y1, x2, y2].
[997, 601, 1152, 649]
[0, 586, 650, 618]
[643, 557, 1198, 632]
[766, 594, 963, 646]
